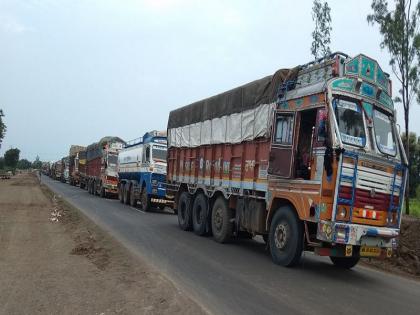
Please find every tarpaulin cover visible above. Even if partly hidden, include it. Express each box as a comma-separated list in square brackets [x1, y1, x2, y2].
[69, 145, 86, 157]
[168, 103, 276, 147]
[87, 136, 125, 161]
[167, 68, 299, 129]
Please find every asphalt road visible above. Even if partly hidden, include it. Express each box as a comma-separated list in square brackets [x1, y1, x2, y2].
[42, 175, 420, 315]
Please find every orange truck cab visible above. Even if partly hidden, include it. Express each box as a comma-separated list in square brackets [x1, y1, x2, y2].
[167, 52, 407, 268]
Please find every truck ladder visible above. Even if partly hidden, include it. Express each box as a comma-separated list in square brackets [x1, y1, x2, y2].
[336, 151, 359, 223]
[388, 163, 406, 227]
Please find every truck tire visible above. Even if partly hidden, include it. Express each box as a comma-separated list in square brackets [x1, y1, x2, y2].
[177, 191, 192, 231]
[100, 185, 106, 198]
[211, 197, 233, 243]
[141, 188, 151, 212]
[123, 184, 130, 205]
[192, 193, 208, 236]
[129, 185, 137, 207]
[93, 181, 98, 196]
[118, 185, 124, 203]
[330, 256, 360, 269]
[269, 206, 303, 267]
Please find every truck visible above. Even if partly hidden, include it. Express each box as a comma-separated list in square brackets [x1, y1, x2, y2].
[117, 131, 172, 211]
[166, 52, 407, 268]
[61, 156, 70, 183]
[53, 160, 63, 181]
[86, 136, 125, 197]
[68, 145, 86, 187]
[41, 162, 51, 176]
[77, 149, 88, 189]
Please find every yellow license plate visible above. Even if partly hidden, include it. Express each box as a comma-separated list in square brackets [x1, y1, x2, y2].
[360, 246, 381, 257]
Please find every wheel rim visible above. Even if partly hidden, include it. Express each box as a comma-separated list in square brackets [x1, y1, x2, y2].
[213, 207, 223, 232]
[274, 222, 289, 250]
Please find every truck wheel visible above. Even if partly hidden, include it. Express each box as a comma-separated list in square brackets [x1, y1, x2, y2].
[129, 185, 137, 207]
[192, 193, 208, 236]
[177, 191, 192, 231]
[124, 184, 130, 205]
[141, 188, 151, 211]
[211, 197, 233, 243]
[118, 186, 124, 203]
[330, 256, 360, 269]
[269, 206, 303, 267]
[100, 185, 106, 198]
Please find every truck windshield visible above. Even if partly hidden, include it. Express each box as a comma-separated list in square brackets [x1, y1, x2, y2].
[152, 146, 167, 162]
[108, 154, 118, 165]
[373, 109, 397, 156]
[334, 99, 366, 147]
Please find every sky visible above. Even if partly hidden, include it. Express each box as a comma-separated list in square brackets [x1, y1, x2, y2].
[0, 0, 419, 161]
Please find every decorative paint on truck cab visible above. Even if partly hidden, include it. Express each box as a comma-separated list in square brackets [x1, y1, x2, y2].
[117, 131, 171, 211]
[166, 52, 407, 268]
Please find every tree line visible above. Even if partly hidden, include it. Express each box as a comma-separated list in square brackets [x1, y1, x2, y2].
[0, 149, 43, 171]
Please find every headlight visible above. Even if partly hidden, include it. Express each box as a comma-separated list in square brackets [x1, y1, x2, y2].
[338, 207, 347, 219]
[336, 228, 347, 240]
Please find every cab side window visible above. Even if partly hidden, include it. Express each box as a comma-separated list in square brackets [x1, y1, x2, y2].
[142, 146, 150, 163]
[145, 147, 150, 163]
[275, 115, 294, 145]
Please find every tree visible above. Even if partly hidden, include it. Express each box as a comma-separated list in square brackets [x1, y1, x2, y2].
[17, 159, 32, 170]
[32, 155, 42, 169]
[401, 132, 420, 197]
[311, 0, 332, 60]
[368, 0, 420, 214]
[0, 109, 6, 147]
[4, 148, 20, 169]
[0, 157, 4, 170]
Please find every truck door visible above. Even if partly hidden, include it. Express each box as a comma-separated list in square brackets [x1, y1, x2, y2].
[268, 113, 295, 177]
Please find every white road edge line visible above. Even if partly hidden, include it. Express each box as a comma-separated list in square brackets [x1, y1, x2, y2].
[130, 206, 146, 214]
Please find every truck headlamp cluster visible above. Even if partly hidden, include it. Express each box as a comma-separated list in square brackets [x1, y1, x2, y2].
[338, 207, 347, 219]
[334, 225, 349, 244]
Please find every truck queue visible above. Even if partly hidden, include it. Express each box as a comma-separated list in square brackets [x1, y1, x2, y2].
[45, 52, 408, 269]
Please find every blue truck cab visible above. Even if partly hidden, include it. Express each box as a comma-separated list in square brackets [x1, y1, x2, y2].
[117, 130, 172, 211]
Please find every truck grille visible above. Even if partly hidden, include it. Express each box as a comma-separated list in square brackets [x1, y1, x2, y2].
[338, 162, 402, 225]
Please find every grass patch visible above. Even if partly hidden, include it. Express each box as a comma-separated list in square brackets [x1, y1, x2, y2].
[409, 198, 420, 217]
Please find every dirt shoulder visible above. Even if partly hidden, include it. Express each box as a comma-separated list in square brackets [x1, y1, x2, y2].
[362, 215, 420, 280]
[0, 173, 206, 315]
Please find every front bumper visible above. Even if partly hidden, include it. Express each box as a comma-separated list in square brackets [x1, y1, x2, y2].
[151, 183, 166, 198]
[317, 221, 399, 248]
[104, 183, 118, 193]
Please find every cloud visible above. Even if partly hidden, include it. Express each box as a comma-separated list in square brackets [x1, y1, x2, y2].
[142, 0, 190, 10]
[0, 14, 31, 34]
